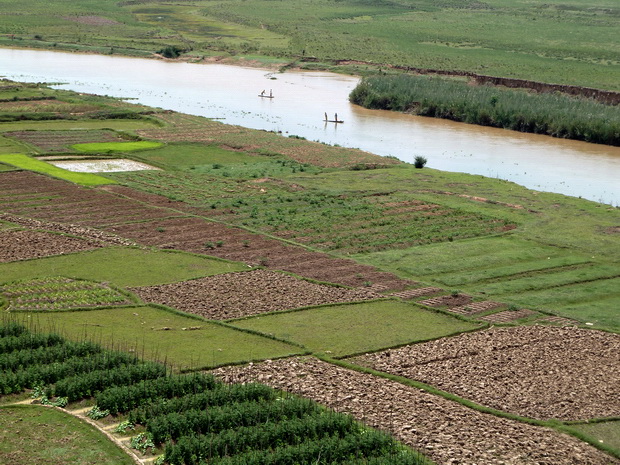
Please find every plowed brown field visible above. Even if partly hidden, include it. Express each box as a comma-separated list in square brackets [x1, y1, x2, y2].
[214, 357, 618, 465]
[353, 326, 620, 421]
[131, 269, 381, 320]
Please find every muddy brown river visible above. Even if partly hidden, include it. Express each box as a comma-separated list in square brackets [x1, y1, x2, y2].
[1, 48, 618, 205]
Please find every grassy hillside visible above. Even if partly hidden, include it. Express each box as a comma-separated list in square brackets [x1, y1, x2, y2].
[0, 0, 618, 90]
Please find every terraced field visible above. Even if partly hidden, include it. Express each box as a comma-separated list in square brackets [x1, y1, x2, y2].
[1, 80, 618, 464]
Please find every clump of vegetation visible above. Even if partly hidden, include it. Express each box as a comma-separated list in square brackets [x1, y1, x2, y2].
[158, 46, 185, 59]
[414, 156, 427, 169]
[350, 75, 620, 145]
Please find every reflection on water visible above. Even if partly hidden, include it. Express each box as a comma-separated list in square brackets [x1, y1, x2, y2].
[1, 48, 619, 204]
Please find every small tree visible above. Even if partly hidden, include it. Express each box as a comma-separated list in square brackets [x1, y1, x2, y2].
[414, 156, 427, 169]
[158, 45, 184, 59]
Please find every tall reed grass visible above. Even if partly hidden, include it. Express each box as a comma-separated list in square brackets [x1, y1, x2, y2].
[350, 75, 619, 145]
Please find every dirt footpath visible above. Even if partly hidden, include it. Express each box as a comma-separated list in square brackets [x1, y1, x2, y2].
[131, 269, 381, 320]
[353, 326, 620, 421]
[214, 357, 618, 465]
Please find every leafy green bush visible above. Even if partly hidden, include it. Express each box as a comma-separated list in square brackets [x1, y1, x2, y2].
[158, 46, 184, 59]
[413, 156, 427, 169]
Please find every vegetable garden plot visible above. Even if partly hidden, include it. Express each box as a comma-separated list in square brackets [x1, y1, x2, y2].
[1, 277, 134, 311]
[0, 171, 175, 227]
[110, 171, 516, 254]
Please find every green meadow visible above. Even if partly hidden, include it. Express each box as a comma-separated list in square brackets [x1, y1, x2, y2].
[0, 247, 248, 288]
[0, 0, 617, 90]
[229, 301, 480, 357]
[0, 405, 135, 465]
[17, 306, 302, 371]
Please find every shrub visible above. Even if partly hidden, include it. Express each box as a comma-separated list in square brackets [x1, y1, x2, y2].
[158, 46, 184, 59]
[414, 156, 427, 169]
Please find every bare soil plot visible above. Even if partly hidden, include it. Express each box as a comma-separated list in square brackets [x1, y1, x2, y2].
[0, 213, 136, 247]
[418, 293, 473, 308]
[5, 129, 125, 152]
[106, 216, 415, 290]
[0, 230, 103, 263]
[131, 269, 381, 320]
[0, 171, 175, 227]
[214, 357, 617, 465]
[353, 326, 620, 421]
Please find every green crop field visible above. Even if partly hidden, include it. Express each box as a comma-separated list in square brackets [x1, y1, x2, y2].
[72, 141, 163, 153]
[17, 306, 302, 370]
[229, 301, 480, 357]
[0, 247, 248, 287]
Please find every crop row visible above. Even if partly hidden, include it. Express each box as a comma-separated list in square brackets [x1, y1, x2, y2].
[0, 351, 148, 396]
[0, 339, 102, 371]
[206, 431, 399, 465]
[0, 331, 64, 354]
[127, 383, 277, 425]
[96, 372, 219, 415]
[165, 414, 357, 464]
[0, 323, 426, 464]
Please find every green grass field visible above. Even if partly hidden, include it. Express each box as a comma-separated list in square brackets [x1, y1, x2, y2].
[0, 247, 248, 287]
[229, 301, 480, 357]
[17, 306, 302, 370]
[72, 141, 163, 153]
[0, 153, 116, 186]
[0, 0, 617, 90]
[0, 404, 135, 465]
[569, 421, 620, 456]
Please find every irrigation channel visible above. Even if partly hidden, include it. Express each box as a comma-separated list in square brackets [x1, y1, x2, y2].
[2, 48, 619, 205]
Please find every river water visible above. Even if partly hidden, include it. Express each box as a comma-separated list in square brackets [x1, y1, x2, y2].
[1, 48, 619, 205]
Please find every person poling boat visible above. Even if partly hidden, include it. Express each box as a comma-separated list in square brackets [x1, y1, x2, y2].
[259, 89, 274, 98]
[324, 112, 344, 123]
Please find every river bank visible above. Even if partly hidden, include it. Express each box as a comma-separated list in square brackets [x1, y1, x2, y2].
[3, 48, 619, 205]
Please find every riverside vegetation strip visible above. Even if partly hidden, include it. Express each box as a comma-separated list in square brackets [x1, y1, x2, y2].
[0, 80, 619, 463]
